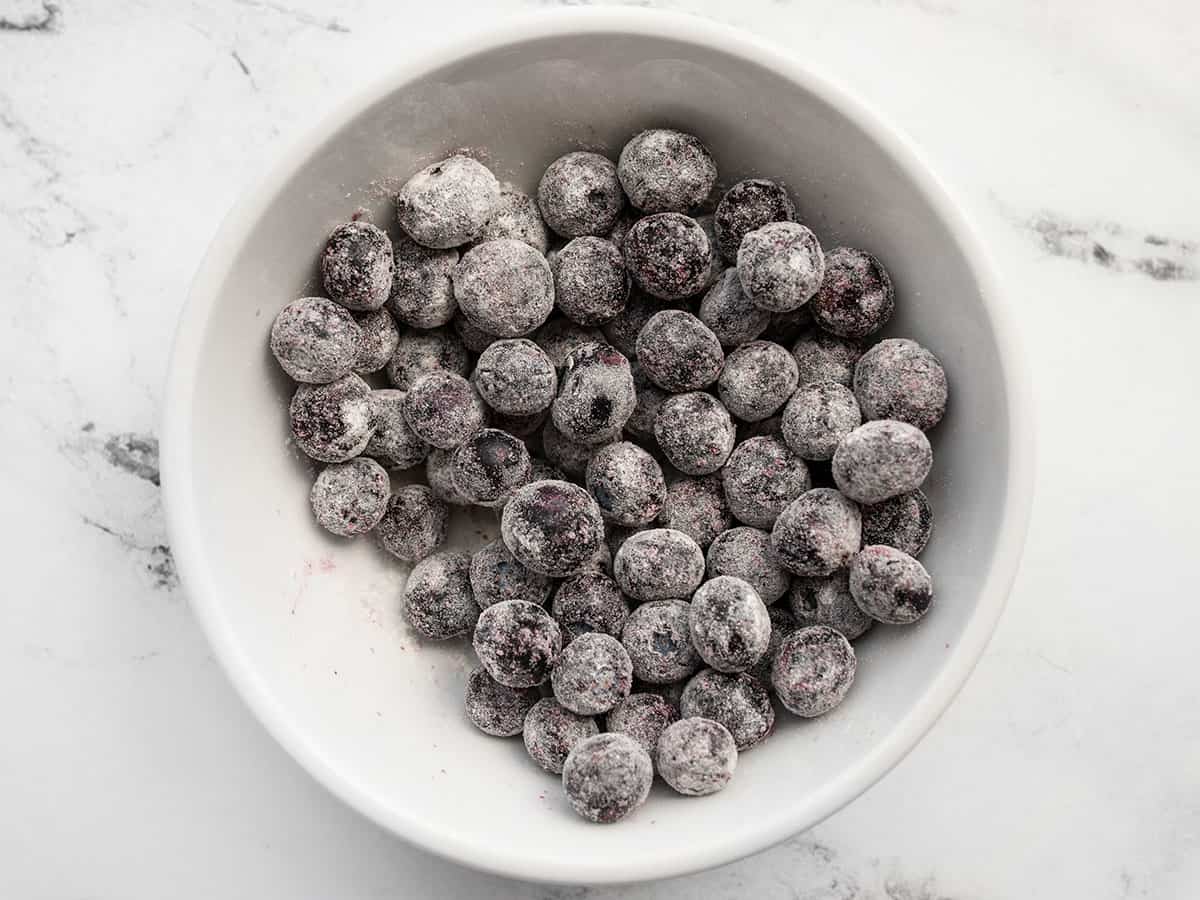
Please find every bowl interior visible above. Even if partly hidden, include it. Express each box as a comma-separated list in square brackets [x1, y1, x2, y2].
[171, 21, 1017, 883]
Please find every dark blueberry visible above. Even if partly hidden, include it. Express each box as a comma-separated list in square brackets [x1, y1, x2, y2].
[636, 309, 724, 392]
[538, 151, 625, 238]
[376, 484, 448, 562]
[831, 419, 932, 504]
[450, 428, 532, 506]
[551, 342, 636, 446]
[289, 374, 375, 463]
[453, 238, 554, 338]
[809, 247, 894, 340]
[309, 457, 390, 537]
[623, 213, 713, 300]
[853, 338, 948, 431]
[270, 297, 361, 384]
[402, 371, 486, 450]
[722, 436, 811, 528]
[617, 129, 717, 213]
[473, 599, 562, 687]
[654, 392, 736, 476]
[848, 545, 933, 625]
[770, 487, 861, 577]
[396, 155, 500, 249]
[402, 550, 479, 640]
[717, 340, 799, 423]
[860, 489, 933, 557]
[321, 220, 394, 311]
[501, 479, 606, 577]
[552, 236, 629, 326]
[772, 625, 856, 717]
[737, 222, 825, 312]
[780, 380, 862, 461]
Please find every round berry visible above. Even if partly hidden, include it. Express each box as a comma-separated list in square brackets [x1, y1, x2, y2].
[810, 247, 894, 340]
[585, 441, 667, 526]
[714, 179, 795, 263]
[469, 539, 553, 610]
[473, 599, 562, 687]
[271, 297, 361, 384]
[551, 236, 629, 326]
[706, 526, 790, 604]
[309, 457, 389, 537]
[657, 717, 738, 796]
[376, 484, 448, 562]
[679, 669, 774, 750]
[320, 220, 393, 311]
[562, 732, 653, 824]
[699, 268, 771, 348]
[861, 489, 932, 557]
[788, 572, 873, 640]
[453, 238, 554, 338]
[473, 338, 557, 416]
[473, 185, 550, 254]
[770, 488, 862, 576]
[524, 698, 599, 774]
[464, 667, 540, 737]
[388, 235, 459, 329]
[551, 342, 636, 445]
[849, 545, 933, 625]
[353, 308, 400, 374]
[717, 340, 799, 422]
[402, 371, 486, 450]
[853, 337, 948, 431]
[614, 528, 705, 602]
[552, 632, 633, 716]
[385, 326, 469, 391]
[654, 392, 736, 476]
[792, 329, 862, 387]
[537, 151, 625, 238]
[636, 310, 724, 392]
[402, 550, 479, 640]
[623, 213, 712, 300]
[289, 374, 375, 463]
[737, 222, 825, 312]
[396, 155, 500, 249]
[772, 626, 856, 717]
[722, 436, 811, 528]
[551, 571, 631, 642]
[621, 599, 702, 684]
[689, 576, 771, 673]
[617, 129, 717, 213]
[781, 381, 863, 461]
[832, 419, 932, 504]
[501, 479, 606, 577]
[657, 474, 733, 549]
[605, 693, 679, 760]
[450, 428, 531, 506]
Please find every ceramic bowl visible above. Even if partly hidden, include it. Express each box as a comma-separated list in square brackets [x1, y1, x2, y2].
[162, 8, 1034, 884]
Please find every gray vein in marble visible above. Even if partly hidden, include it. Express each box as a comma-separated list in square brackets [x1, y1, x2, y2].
[103, 432, 161, 486]
[1018, 210, 1197, 281]
[0, 0, 59, 32]
[81, 516, 178, 590]
[233, 0, 350, 33]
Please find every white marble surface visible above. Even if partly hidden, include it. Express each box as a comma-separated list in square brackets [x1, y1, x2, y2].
[2, 0, 1198, 897]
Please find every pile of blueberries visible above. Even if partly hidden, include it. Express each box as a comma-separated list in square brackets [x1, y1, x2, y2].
[269, 128, 948, 824]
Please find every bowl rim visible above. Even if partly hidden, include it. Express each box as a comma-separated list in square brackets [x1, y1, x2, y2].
[161, 6, 1035, 885]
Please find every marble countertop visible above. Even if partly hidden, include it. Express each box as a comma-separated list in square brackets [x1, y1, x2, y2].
[2, 0, 1198, 897]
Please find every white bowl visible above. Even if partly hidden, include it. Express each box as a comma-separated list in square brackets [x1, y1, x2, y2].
[162, 8, 1034, 885]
